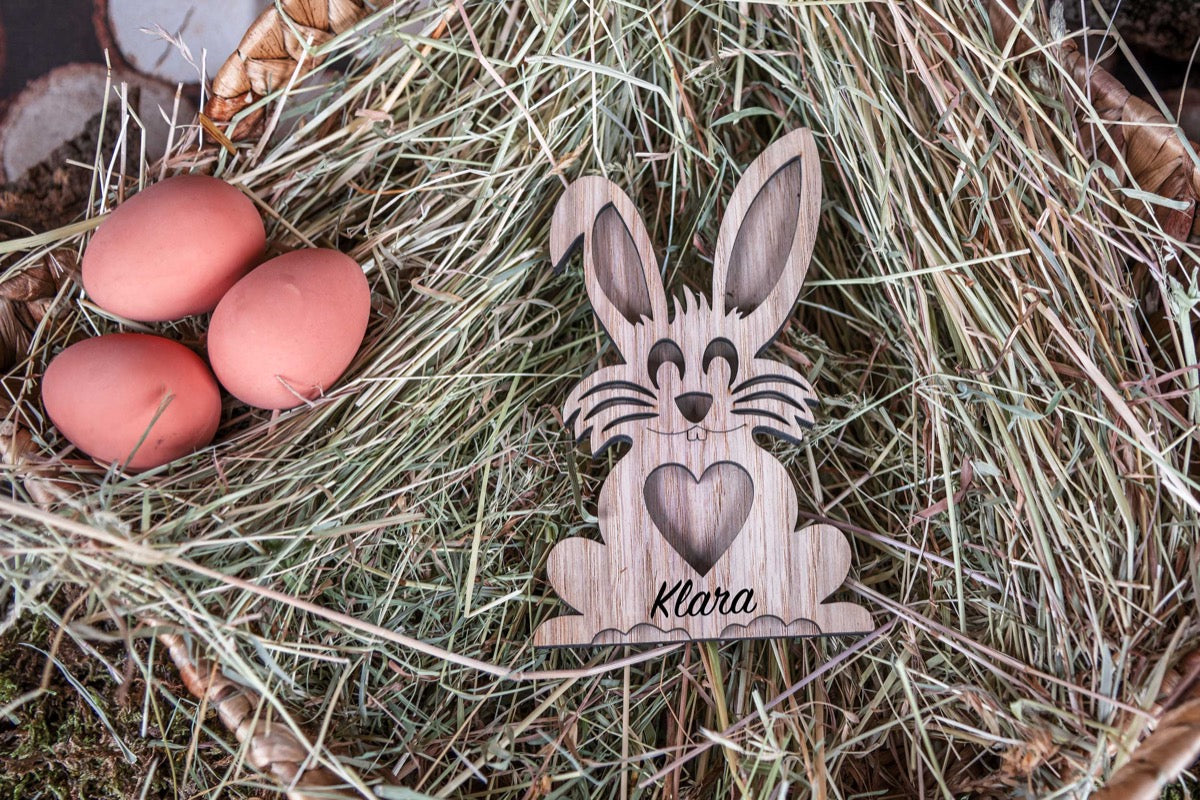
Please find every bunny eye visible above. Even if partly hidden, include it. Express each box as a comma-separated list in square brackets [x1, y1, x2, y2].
[648, 339, 685, 388]
[703, 338, 739, 385]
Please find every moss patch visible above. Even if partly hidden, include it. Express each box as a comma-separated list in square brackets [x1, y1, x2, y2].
[0, 612, 206, 800]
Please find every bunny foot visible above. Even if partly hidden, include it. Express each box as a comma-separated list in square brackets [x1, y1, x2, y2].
[791, 523, 873, 634]
[533, 611, 603, 647]
[534, 537, 610, 646]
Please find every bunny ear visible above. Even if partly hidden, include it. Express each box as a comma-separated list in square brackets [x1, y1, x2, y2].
[711, 129, 822, 352]
[551, 176, 667, 354]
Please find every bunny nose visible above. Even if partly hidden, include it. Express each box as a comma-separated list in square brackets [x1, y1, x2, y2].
[675, 392, 713, 424]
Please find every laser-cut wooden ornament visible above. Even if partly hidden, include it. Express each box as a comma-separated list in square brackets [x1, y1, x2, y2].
[535, 129, 873, 647]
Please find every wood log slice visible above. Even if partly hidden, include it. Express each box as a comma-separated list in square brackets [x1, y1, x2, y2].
[0, 63, 195, 182]
[97, 0, 272, 84]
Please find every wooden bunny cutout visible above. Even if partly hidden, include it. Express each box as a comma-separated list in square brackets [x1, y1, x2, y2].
[536, 129, 873, 646]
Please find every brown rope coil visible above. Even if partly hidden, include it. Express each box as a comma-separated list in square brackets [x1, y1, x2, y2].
[157, 625, 359, 799]
[205, 0, 376, 138]
[1093, 696, 1200, 800]
[0, 402, 70, 508]
[0, 249, 72, 373]
[1091, 648, 1200, 800]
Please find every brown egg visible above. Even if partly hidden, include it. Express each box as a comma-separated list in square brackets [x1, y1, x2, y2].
[207, 249, 370, 410]
[82, 174, 265, 321]
[42, 334, 221, 470]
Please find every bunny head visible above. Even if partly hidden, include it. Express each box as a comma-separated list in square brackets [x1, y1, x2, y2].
[553, 129, 823, 458]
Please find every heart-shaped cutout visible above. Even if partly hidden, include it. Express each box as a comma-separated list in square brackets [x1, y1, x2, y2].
[643, 462, 753, 576]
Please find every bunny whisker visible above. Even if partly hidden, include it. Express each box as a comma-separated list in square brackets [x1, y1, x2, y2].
[732, 372, 815, 396]
[581, 380, 655, 399]
[731, 407, 794, 427]
[601, 412, 659, 432]
[733, 390, 811, 412]
[585, 397, 656, 420]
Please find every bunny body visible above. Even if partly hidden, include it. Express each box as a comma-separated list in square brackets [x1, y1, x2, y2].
[535, 130, 872, 646]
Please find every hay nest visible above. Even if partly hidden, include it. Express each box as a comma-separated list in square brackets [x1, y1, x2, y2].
[2, 1, 1200, 796]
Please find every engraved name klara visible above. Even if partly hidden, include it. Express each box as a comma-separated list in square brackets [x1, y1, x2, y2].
[650, 579, 757, 620]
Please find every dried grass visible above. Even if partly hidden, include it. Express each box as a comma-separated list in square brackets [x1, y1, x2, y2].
[2, 0, 1199, 797]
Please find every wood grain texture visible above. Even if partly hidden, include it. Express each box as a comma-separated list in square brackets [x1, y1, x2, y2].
[536, 129, 873, 647]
